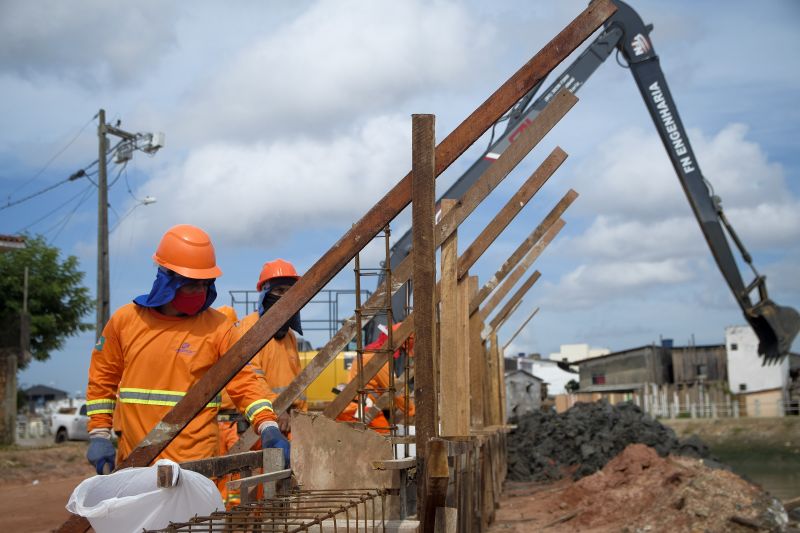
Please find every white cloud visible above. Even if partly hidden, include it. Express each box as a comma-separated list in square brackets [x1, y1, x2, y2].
[0, 1, 179, 87]
[174, 0, 493, 143]
[134, 114, 411, 247]
[540, 259, 694, 310]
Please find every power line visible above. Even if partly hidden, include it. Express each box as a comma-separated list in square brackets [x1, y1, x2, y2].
[47, 186, 96, 243]
[15, 184, 94, 233]
[10, 114, 97, 196]
[1, 175, 76, 212]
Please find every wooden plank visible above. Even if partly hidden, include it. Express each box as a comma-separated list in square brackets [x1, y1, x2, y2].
[156, 464, 175, 488]
[56, 2, 617, 528]
[502, 307, 540, 351]
[478, 219, 564, 321]
[372, 457, 417, 471]
[456, 276, 471, 433]
[456, 146, 568, 280]
[424, 440, 450, 533]
[467, 276, 484, 430]
[226, 469, 291, 490]
[322, 315, 414, 418]
[487, 271, 541, 333]
[413, 114, 438, 529]
[228, 90, 581, 455]
[489, 334, 507, 424]
[470, 189, 578, 315]
[439, 199, 462, 437]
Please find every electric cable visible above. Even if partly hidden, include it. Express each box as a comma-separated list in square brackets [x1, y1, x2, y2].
[15, 185, 94, 233]
[10, 114, 96, 195]
[45, 186, 95, 243]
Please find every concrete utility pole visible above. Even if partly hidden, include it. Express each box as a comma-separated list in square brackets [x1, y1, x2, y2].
[96, 110, 110, 338]
[95, 109, 163, 339]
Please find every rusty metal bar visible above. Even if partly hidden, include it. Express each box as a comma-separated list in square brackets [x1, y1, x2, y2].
[322, 315, 414, 418]
[478, 219, 564, 321]
[57, 4, 616, 529]
[502, 307, 540, 351]
[456, 146, 568, 280]
[487, 270, 541, 333]
[470, 189, 578, 315]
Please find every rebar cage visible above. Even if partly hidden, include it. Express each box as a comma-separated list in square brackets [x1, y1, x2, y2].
[147, 488, 389, 533]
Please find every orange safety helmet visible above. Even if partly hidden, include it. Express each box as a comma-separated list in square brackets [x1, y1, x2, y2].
[216, 305, 238, 323]
[256, 259, 300, 291]
[153, 224, 223, 279]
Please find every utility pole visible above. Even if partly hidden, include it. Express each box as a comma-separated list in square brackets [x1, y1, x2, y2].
[96, 110, 110, 338]
[95, 109, 164, 339]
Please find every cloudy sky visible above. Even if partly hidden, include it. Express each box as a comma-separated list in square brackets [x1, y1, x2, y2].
[2, 0, 798, 395]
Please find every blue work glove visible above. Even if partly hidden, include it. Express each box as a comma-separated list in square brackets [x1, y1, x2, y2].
[260, 424, 291, 467]
[87, 435, 116, 475]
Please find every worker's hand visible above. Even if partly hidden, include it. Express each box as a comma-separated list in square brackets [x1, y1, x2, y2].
[86, 429, 116, 475]
[278, 412, 291, 434]
[259, 423, 290, 467]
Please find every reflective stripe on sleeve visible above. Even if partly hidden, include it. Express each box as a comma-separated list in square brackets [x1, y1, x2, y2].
[119, 388, 221, 409]
[244, 399, 274, 422]
[253, 369, 265, 376]
[86, 398, 116, 415]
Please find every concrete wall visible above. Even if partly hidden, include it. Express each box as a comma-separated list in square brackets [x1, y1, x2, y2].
[578, 347, 664, 389]
[726, 326, 789, 394]
[505, 371, 541, 418]
[742, 388, 785, 418]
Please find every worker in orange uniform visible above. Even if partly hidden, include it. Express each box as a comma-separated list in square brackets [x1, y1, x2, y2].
[235, 259, 307, 436]
[338, 323, 415, 433]
[215, 305, 245, 456]
[85, 224, 290, 474]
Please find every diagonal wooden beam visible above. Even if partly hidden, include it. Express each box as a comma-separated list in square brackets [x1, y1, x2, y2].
[457, 147, 568, 280]
[478, 219, 565, 321]
[487, 270, 541, 334]
[503, 307, 540, 351]
[323, 146, 565, 420]
[57, 2, 617, 528]
[471, 189, 578, 314]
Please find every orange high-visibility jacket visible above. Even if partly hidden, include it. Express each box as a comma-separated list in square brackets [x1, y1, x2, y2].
[236, 312, 307, 412]
[345, 350, 415, 417]
[86, 304, 277, 463]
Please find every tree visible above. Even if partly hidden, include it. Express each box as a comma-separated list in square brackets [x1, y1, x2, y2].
[565, 379, 580, 393]
[0, 235, 93, 369]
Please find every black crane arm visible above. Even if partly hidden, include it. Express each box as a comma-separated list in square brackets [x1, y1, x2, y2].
[380, 0, 799, 362]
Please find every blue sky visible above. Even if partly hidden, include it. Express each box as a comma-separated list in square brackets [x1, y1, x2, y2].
[2, 0, 799, 396]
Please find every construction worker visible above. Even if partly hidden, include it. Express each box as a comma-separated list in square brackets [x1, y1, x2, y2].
[235, 259, 307, 436]
[85, 224, 289, 474]
[215, 305, 245, 456]
[338, 323, 415, 433]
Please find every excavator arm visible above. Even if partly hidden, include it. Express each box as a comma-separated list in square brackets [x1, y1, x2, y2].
[382, 0, 799, 363]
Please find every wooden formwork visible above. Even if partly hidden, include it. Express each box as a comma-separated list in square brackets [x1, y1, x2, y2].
[56, 3, 617, 532]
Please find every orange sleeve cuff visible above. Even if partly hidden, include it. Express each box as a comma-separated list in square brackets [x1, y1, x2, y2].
[88, 414, 113, 431]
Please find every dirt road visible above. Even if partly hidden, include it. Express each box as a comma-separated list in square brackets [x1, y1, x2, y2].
[0, 442, 94, 533]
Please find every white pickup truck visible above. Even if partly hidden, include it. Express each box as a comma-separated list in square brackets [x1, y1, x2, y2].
[51, 401, 89, 443]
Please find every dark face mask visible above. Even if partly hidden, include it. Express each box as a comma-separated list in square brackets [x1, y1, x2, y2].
[261, 293, 303, 339]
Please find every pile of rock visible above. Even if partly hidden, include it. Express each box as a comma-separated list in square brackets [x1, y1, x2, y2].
[507, 401, 710, 481]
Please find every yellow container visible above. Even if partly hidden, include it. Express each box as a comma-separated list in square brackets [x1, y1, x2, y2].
[297, 350, 356, 410]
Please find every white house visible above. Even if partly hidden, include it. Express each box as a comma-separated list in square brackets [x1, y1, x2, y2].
[548, 343, 610, 364]
[726, 325, 789, 417]
[514, 356, 578, 395]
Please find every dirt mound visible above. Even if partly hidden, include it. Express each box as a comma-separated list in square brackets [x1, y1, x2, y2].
[507, 401, 710, 482]
[493, 444, 788, 533]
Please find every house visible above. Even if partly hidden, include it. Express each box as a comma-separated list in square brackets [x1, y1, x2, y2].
[726, 326, 790, 417]
[548, 343, 610, 364]
[23, 385, 68, 412]
[506, 354, 579, 395]
[504, 369, 543, 418]
[574, 344, 673, 394]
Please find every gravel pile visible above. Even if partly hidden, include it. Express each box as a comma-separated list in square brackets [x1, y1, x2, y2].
[507, 401, 711, 482]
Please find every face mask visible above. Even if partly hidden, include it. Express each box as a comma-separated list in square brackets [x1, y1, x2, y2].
[260, 292, 302, 339]
[172, 288, 208, 315]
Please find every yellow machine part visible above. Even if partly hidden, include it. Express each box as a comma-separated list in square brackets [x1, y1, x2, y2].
[297, 351, 355, 410]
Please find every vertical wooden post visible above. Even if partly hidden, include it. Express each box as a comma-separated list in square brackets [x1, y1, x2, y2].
[440, 199, 469, 437]
[467, 276, 484, 430]
[412, 114, 437, 529]
[490, 332, 507, 424]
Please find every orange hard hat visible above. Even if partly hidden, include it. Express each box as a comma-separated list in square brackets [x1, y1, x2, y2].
[153, 224, 222, 279]
[256, 259, 300, 291]
[217, 305, 238, 323]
